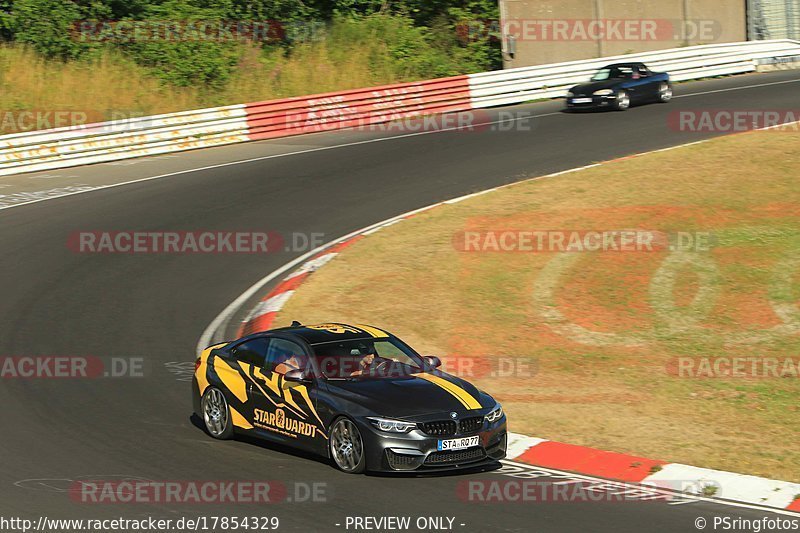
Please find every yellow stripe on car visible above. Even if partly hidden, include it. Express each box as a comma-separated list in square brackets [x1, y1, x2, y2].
[354, 324, 390, 338]
[254, 367, 281, 396]
[195, 345, 221, 396]
[279, 379, 308, 417]
[230, 406, 253, 429]
[217, 358, 249, 403]
[416, 373, 482, 410]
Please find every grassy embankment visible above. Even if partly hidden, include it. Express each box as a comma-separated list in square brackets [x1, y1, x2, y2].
[278, 126, 800, 482]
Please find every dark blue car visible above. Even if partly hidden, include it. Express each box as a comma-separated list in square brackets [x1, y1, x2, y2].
[566, 62, 672, 111]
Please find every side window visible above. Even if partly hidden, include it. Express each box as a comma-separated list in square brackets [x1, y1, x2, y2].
[231, 338, 269, 367]
[265, 338, 309, 375]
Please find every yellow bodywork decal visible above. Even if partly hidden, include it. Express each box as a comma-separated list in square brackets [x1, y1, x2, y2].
[195, 344, 222, 397]
[230, 406, 253, 429]
[307, 323, 361, 334]
[354, 324, 390, 338]
[416, 373, 482, 410]
[217, 358, 248, 403]
[294, 385, 325, 428]
[279, 379, 308, 417]
[254, 367, 281, 396]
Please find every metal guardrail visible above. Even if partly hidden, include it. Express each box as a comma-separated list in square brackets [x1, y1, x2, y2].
[0, 39, 798, 177]
[467, 39, 800, 107]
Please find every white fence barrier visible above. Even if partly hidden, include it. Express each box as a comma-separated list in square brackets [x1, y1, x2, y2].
[468, 39, 800, 107]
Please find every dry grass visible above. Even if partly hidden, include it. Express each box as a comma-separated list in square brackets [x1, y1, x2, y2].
[0, 39, 421, 131]
[279, 127, 800, 482]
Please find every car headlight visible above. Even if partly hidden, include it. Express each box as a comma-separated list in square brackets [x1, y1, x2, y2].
[593, 89, 614, 96]
[566, 91, 575, 98]
[485, 403, 503, 423]
[367, 417, 416, 433]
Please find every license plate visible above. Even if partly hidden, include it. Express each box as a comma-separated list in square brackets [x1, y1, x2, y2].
[438, 435, 480, 451]
[571, 97, 592, 104]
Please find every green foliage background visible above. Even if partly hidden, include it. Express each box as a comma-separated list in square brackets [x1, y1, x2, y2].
[0, 0, 500, 89]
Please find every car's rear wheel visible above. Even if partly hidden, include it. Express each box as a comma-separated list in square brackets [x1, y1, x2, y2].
[614, 90, 630, 111]
[658, 82, 673, 103]
[329, 417, 366, 473]
[201, 387, 233, 439]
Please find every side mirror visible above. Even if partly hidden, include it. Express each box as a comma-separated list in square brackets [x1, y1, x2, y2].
[423, 356, 442, 370]
[284, 369, 312, 383]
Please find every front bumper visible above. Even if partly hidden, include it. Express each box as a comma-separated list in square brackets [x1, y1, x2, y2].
[566, 94, 617, 109]
[359, 416, 507, 473]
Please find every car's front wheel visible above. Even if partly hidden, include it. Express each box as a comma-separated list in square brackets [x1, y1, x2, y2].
[658, 82, 673, 103]
[201, 387, 233, 440]
[329, 417, 366, 473]
[614, 90, 630, 111]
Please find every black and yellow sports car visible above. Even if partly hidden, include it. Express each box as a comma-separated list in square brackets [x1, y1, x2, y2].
[193, 322, 507, 473]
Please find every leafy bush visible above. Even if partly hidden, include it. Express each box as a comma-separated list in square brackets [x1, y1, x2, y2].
[114, 0, 241, 88]
[6, 0, 107, 59]
[0, 0, 501, 96]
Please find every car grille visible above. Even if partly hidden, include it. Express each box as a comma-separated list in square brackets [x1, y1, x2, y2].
[419, 420, 457, 436]
[419, 416, 484, 436]
[425, 447, 486, 465]
[458, 416, 483, 434]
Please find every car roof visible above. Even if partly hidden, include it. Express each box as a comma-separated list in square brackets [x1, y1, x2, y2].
[266, 322, 392, 345]
[602, 62, 646, 69]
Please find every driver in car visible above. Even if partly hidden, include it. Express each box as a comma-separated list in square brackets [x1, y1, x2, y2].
[349, 344, 378, 377]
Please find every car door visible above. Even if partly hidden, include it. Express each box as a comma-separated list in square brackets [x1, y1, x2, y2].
[622, 67, 646, 102]
[224, 337, 270, 429]
[635, 65, 662, 101]
[248, 337, 328, 454]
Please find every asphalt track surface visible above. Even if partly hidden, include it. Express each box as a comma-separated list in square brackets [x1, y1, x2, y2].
[1, 70, 799, 532]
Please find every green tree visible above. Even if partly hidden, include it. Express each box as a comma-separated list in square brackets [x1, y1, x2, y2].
[117, 0, 242, 88]
[8, 0, 109, 59]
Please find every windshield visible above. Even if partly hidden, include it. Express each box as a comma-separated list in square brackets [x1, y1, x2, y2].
[591, 66, 633, 81]
[312, 337, 424, 379]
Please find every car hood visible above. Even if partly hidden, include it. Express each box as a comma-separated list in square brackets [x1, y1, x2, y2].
[570, 79, 623, 95]
[324, 371, 491, 418]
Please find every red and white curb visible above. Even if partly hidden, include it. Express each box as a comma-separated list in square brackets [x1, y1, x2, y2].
[226, 132, 800, 513]
[506, 433, 800, 511]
